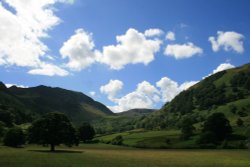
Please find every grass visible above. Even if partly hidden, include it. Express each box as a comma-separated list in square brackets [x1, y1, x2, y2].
[0, 144, 250, 167]
[97, 129, 207, 148]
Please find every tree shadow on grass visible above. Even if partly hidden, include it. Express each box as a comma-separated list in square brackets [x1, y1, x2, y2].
[28, 150, 83, 153]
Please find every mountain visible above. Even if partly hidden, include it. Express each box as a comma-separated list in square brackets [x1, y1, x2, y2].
[0, 84, 113, 125]
[118, 108, 156, 117]
[137, 63, 250, 130]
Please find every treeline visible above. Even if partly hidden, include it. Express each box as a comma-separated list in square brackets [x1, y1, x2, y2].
[0, 112, 96, 151]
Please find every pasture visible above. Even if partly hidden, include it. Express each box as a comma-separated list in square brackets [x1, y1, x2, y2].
[0, 144, 250, 167]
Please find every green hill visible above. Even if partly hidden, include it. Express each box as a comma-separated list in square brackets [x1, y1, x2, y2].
[136, 63, 250, 130]
[0, 83, 113, 125]
[117, 108, 156, 117]
[96, 63, 250, 148]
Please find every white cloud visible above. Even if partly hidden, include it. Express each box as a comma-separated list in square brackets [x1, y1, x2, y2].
[97, 28, 162, 70]
[144, 28, 164, 37]
[156, 77, 197, 102]
[28, 63, 69, 77]
[208, 31, 244, 53]
[179, 81, 198, 90]
[100, 80, 124, 101]
[156, 77, 180, 102]
[0, 0, 71, 76]
[166, 31, 175, 41]
[102, 78, 196, 113]
[212, 63, 235, 74]
[60, 29, 96, 71]
[106, 81, 160, 112]
[203, 62, 235, 79]
[89, 91, 96, 97]
[164, 42, 203, 59]
[5, 83, 28, 88]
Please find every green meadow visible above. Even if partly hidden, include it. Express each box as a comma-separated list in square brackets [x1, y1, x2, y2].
[0, 144, 250, 167]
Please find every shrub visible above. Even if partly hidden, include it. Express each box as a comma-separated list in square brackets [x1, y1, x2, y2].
[111, 135, 123, 145]
[4, 127, 25, 147]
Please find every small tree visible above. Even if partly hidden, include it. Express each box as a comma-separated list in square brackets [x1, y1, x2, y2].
[78, 122, 95, 143]
[4, 127, 25, 147]
[28, 112, 78, 151]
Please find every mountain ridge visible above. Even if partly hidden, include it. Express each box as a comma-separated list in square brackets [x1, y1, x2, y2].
[0, 84, 113, 125]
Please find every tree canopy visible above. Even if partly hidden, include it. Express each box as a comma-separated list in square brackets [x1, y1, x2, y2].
[198, 113, 232, 145]
[28, 112, 78, 151]
[78, 122, 95, 142]
[4, 127, 25, 147]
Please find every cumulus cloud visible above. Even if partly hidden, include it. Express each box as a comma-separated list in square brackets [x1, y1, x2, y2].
[212, 63, 235, 74]
[179, 81, 198, 91]
[103, 78, 196, 113]
[156, 77, 197, 102]
[5, 83, 28, 88]
[208, 31, 244, 53]
[156, 77, 180, 102]
[166, 31, 175, 41]
[203, 62, 235, 79]
[164, 42, 203, 59]
[144, 28, 164, 37]
[0, 0, 70, 76]
[60, 29, 96, 71]
[106, 81, 160, 112]
[28, 63, 69, 76]
[100, 80, 124, 101]
[97, 28, 162, 70]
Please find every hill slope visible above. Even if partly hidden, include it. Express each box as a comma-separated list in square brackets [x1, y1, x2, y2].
[118, 108, 156, 117]
[0, 83, 113, 125]
[137, 63, 250, 130]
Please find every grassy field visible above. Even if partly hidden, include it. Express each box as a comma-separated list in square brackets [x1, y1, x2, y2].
[97, 129, 186, 148]
[0, 144, 250, 167]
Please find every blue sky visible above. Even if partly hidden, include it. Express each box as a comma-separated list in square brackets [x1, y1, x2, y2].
[0, 0, 250, 112]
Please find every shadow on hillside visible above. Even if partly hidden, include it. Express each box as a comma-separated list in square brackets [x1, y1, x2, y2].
[28, 150, 83, 153]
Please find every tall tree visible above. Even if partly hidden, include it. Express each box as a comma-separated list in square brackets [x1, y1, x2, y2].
[28, 112, 78, 151]
[78, 122, 95, 142]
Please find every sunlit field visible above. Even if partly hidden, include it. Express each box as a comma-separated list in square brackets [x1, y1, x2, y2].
[0, 144, 250, 167]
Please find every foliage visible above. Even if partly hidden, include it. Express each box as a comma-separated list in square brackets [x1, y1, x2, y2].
[28, 112, 78, 151]
[78, 122, 95, 142]
[0, 121, 5, 139]
[0, 110, 14, 127]
[111, 135, 123, 145]
[236, 118, 244, 127]
[3, 127, 25, 147]
[198, 113, 232, 145]
[180, 117, 195, 140]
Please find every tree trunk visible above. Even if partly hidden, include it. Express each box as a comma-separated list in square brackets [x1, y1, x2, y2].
[50, 143, 55, 152]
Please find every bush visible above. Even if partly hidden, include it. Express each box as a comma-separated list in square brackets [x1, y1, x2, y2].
[111, 135, 123, 145]
[196, 131, 217, 145]
[236, 118, 244, 127]
[0, 121, 6, 139]
[4, 127, 25, 147]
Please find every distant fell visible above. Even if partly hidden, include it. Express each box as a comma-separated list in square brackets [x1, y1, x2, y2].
[0, 84, 113, 125]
